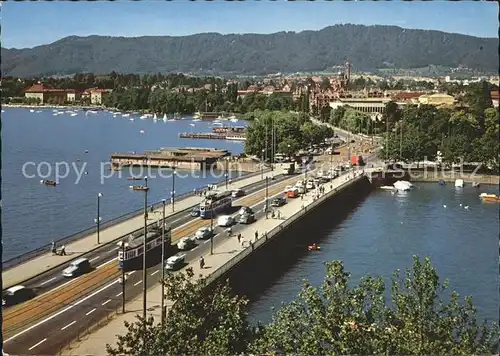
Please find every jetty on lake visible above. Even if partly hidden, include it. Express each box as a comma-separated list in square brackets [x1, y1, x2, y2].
[180, 126, 246, 141]
[110, 147, 230, 170]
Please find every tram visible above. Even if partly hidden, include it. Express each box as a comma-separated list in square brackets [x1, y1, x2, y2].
[199, 191, 233, 219]
[118, 224, 173, 272]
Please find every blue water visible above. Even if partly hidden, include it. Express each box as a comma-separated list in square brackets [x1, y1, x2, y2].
[248, 183, 500, 324]
[1, 108, 245, 260]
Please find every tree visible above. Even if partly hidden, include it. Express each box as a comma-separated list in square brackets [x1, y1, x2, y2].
[249, 257, 499, 355]
[107, 268, 251, 355]
[330, 106, 346, 127]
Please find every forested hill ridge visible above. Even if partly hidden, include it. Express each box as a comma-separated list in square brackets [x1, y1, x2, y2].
[2, 24, 498, 78]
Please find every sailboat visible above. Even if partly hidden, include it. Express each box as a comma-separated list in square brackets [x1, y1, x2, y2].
[153, 113, 158, 121]
[163, 114, 168, 123]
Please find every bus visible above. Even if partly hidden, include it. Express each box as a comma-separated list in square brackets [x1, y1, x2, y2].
[118, 225, 173, 272]
[199, 191, 232, 219]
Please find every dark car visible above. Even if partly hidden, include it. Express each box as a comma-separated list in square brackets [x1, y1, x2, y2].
[231, 189, 245, 198]
[190, 207, 200, 217]
[238, 213, 256, 224]
[271, 197, 287, 207]
[2, 286, 36, 306]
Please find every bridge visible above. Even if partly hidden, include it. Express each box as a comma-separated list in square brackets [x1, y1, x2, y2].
[2, 136, 382, 355]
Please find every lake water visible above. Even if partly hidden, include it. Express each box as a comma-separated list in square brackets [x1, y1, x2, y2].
[248, 182, 500, 324]
[1, 108, 245, 260]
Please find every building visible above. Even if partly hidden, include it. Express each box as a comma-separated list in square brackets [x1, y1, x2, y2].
[90, 89, 111, 105]
[24, 83, 67, 104]
[65, 89, 82, 102]
[417, 93, 455, 107]
[491, 90, 499, 108]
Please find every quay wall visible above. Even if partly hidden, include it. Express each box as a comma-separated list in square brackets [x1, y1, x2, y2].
[202, 175, 374, 298]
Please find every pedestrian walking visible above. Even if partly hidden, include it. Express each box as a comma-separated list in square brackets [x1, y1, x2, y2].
[51, 241, 56, 254]
[60, 245, 67, 256]
[237, 233, 242, 243]
[199, 256, 205, 269]
[254, 231, 258, 241]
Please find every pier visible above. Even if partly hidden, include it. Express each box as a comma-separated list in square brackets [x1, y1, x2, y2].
[179, 132, 246, 141]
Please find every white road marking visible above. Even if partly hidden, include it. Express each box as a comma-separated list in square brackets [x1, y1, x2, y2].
[113, 247, 120, 251]
[150, 270, 159, 276]
[61, 321, 77, 330]
[39, 277, 56, 286]
[115, 292, 123, 297]
[96, 257, 117, 269]
[101, 299, 112, 306]
[37, 276, 82, 299]
[4, 279, 120, 343]
[89, 256, 100, 263]
[28, 338, 47, 351]
[85, 308, 96, 316]
[133, 280, 142, 286]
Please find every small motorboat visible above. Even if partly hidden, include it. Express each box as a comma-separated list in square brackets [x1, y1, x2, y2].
[308, 244, 321, 251]
[394, 180, 413, 191]
[472, 181, 480, 188]
[127, 177, 142, 181]
[380, 186, 396, 191]
[479, 193, 500, 203]
[455, 179, 464, 188]
[439, 180, 446, 186]
[130, 185, 149, 191]
[40, 179, 57, 186]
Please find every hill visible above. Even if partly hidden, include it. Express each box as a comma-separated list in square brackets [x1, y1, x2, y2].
[1, 24, 498, 77]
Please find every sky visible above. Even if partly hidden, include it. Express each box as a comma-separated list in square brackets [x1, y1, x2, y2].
[1, 1, 498, 49]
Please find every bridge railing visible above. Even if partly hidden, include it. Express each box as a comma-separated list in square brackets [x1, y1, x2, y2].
[3, 168, 269, 271]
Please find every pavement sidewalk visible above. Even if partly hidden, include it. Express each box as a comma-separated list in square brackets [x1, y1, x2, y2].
[62, 171, 363, 355]
[3, 171, 269, 289]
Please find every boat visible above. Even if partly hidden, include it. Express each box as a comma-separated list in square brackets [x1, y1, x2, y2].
[455, 179, 464, 188]
[308, 244, 321, 251]
[163, 114, 168, 123]
[127, 177, 142, 181]
[30, 109, 35, 113]
[40, 179, 57, 186]
[118, 225, 174, 272]
[153, 113, 157, 120]
[130, 185, 149, 191]
[393, 180, 413, 191]
[439, 180, 446, 185]
[70, 113, 78, 116]
[139, 130, 145, 134]
[380, 185, 396, 191]
[122, 113, 130, 118]
[192, 118, 201, 122]
[129, 118, 134, 121]
[167, 118, 176, 122]
[479, 193, 500, 202]
[472, 181, 480, 188]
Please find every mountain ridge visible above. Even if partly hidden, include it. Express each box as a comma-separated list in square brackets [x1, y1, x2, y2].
[2, 24, 498, 77]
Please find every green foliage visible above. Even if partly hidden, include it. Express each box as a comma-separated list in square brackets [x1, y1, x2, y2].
[106, 267, 251, 355]
[244, 110, 333, 158]
[109, 258, 499, 355]
[2, 25, 498, 77]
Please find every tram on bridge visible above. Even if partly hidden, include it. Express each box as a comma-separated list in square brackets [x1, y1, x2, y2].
[118, 224, 173, 272]
[199, 191, 232, 219]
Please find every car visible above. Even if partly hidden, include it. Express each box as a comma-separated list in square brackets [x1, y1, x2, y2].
[165, 255, 185, 271]
[283, 185, 294, 193]
[271, 197, 287, 207]
[177, 236, 197, 250]
[195, 226, 214, 240]
[62, 258, 91, 278]
[238, 206, 254, 216]
[2, 285, 35, 306]
[295, 185, 306, 194]
[238, 213, 256, 224]
[231, 189, 245, 198]
[217, 215, 235, 227]
[306, 181, 315, 190]
[190, 207, 200, 217]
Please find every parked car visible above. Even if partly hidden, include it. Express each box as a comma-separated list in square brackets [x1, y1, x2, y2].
[165, 255, 185, 271]
[177, 236, 196, 250]
[190, 207, 200, 217]
[283, 185, 294, 193]
[195, 226, 213, 240]
[62, 258, 91, 278]
[271, 197, 287, 207]
[238, 206, 254, 216]
[238, 213, 256, 224]
[2, 286, 36, 306]
[231, 189, 245, 198]
[217, 215, 235, 227]
[306, 181, 315, 190]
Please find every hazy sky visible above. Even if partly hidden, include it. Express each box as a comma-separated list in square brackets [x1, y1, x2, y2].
[1, 1, 498, 49]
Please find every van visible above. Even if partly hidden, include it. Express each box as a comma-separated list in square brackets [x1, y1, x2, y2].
[287, 188, 299, 198]
[62, 257, 91, 278]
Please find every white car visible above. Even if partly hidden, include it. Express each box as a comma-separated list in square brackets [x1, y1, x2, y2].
[195, 226, 213, 240]
[283, 185, 294, 193]
[177, 236, 196, 250]
[295, 185, 306, 194]
[165, 254, 185, 271]
[306, 181, 315, 190]
[217, 215, 234, 227]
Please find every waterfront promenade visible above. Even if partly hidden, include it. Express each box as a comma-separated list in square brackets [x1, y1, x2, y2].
[2, 170, 270, 289]
[62, 171, 365, 355]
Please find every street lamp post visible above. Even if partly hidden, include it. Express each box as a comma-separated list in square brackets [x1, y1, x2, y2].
[160, 199, 166, 327]
[225, 158, 229, 189]
[210, 202, 214, 255]
[120, 241, 126, 313]
[261, 149, 265, 180]
[142, 176, 148, 323]
[171, 169, 176, 212]
[95, 193, 103, 244]
[265, 177, 269, 219]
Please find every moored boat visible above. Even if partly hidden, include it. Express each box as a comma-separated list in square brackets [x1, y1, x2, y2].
[455, 179, 464, 188]
[130, 185, 149, 191]
[40, 179, 57, 186]
[479, 193, 500, 202]
[393, 180, 413, 191]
